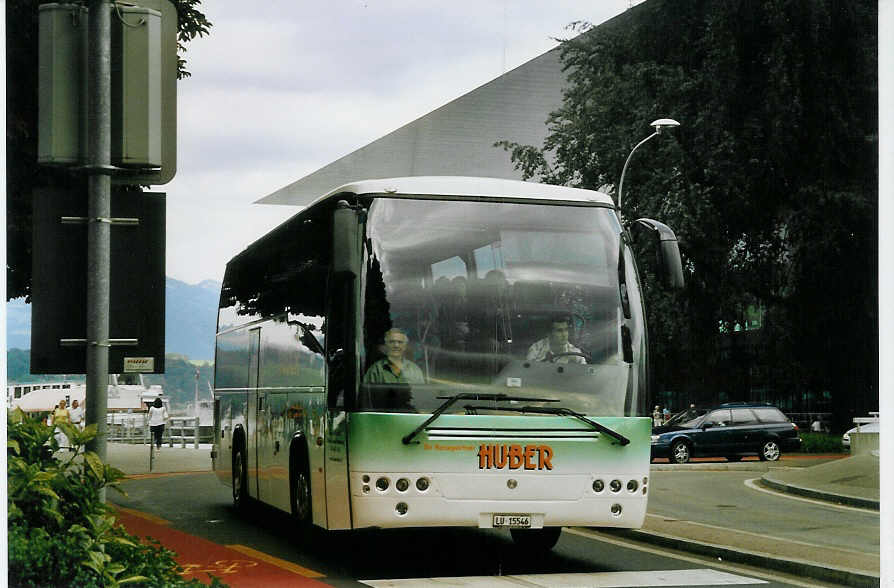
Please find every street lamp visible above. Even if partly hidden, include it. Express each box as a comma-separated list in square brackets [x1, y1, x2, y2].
[617, 118, 680, 215]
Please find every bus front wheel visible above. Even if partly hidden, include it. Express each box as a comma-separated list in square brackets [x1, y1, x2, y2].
[510, 527, 562, 551]
[232, 443, 248, 510]
[290, 447, 312, 526]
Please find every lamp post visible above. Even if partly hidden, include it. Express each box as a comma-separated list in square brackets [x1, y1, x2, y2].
[617, 118, 680, 216]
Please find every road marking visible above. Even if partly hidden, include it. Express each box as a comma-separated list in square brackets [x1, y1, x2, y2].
[361, 569, 766, 586]
[643, 512, 874, 555]
[564, 528, 825, 588]
[112, 505, 171, 526]
[744, 477, 880, 514]
[226, 544, 326, 578]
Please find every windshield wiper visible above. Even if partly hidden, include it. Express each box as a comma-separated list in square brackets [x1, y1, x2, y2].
[465, 405, 630, 446]
[401, 393, 559, 445]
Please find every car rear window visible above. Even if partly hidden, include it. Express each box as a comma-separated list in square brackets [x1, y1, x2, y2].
[753, 407, 788, 423]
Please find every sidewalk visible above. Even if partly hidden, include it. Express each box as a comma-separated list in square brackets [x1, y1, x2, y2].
[105, 441, 213, 475]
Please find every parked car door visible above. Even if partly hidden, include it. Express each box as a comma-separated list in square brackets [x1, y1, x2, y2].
[729, 407, 760, 453]
[695, 409, 733, 455]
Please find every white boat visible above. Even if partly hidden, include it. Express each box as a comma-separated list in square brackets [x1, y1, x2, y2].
[8, 374, 165, 416]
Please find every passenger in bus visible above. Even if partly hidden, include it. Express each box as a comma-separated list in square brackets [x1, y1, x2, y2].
[363, 328, 425, 384]
[526, 315, 587, 364]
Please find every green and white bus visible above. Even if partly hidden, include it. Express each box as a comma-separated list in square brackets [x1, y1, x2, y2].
[212, 176, 683, 549]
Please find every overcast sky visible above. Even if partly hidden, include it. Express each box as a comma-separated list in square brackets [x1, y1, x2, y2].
[164, 1, 642, 285]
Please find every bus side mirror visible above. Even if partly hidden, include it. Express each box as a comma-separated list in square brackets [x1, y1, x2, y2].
[333, 201, 361, 277]
[632, 218, 685, 289]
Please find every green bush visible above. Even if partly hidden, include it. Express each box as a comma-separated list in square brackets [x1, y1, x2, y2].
[798, 432, 844, 454]
[7, 409, 225, 587]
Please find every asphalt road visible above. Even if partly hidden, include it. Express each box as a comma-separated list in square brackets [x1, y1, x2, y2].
[647, 469, 880, 554]
[111, 472, 845, 587]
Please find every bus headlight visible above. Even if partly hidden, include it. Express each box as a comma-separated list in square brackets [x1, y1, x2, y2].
[627, 479, 638, 493]
[611, 504, 622, 517]
[609, 479, 622, 493]
[376, 477, 390, 492]
[395, 502, 408, 516]
[592, 479, 604, 493]
[416, 477, 430, 491]
[395, 478, 410, 492]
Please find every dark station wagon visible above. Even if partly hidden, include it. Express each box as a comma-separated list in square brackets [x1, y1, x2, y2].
[650, 402, 801, 463]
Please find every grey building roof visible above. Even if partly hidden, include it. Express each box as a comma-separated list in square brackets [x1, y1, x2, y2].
[257, 48, 566, 205]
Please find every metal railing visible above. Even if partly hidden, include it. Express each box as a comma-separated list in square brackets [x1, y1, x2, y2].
[105, 413, 207, 446]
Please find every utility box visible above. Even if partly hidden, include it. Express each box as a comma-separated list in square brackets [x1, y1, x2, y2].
[37, 0, 176, 179]
[38, 3, 88, 165]
[111, 5, 162, 168]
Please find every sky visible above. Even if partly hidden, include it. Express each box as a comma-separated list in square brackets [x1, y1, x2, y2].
[164, 0, 643, 285]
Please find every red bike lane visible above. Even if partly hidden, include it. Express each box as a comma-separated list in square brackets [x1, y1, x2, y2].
[114, 505, 331, 587]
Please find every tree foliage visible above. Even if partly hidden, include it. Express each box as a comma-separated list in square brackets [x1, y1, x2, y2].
[7, 409, 225, 586]
[498, 0, 877, 427]
[6, 0, 212, 301]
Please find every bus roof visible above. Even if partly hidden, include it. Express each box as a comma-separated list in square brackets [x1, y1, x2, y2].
[232, 177, 615, 266]
[313, 176, 615, 207]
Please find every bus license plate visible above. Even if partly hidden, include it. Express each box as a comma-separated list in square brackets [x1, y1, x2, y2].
[493, 514, 531, 528]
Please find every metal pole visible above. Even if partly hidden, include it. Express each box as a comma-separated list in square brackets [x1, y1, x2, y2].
[617, 131, 658, 217]
[84, 0, 112, 502]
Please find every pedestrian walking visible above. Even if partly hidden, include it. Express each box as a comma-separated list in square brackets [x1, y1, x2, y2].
[148, 398, 168, 450]
[652, 405, 662, 427]
[69, 399, 84, 431]
[52, 399, 71, 449]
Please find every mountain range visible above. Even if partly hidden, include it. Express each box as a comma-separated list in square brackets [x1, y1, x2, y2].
[6, 277, 222, 361]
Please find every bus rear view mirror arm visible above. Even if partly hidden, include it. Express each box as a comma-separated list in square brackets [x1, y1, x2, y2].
[631, 218, 685, 289]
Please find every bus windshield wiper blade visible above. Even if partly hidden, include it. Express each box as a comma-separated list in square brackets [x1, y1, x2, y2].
[489, 405, 630, 446]
[401, 393, 559, 445]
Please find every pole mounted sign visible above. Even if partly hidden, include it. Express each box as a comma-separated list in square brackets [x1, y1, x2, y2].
[36, 0, 177, 485]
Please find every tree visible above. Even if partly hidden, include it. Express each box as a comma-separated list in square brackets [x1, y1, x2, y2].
[6, 0, 211, 301]
[498, 0, 877, 424]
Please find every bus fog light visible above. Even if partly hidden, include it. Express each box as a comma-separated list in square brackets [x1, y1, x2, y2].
[643, 486, 647, 495]
[416, 477, 430, 491]
[627, 479, 638, 492]
[592, 479, 604, 493]
[376, 477, 390, 492]
[611, 503, 622, 516]
[396, 478, 410, 492]
[610, 479, 622, 493]
[643, 477, 648, 485]
[363, 485, 370, 494]
[362, 474, 370, 483]
[395, 502, 408, 516]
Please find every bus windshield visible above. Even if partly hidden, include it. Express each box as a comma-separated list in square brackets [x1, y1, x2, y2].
[359, 197, 635, 417]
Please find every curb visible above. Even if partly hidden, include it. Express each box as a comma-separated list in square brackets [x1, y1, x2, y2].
[599, 527, 881, 588]
[757, 476, 880, 511]
[650, 463, 775, 472]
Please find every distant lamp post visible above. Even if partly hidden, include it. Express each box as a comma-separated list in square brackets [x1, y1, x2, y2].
[617, 118, 681, 215]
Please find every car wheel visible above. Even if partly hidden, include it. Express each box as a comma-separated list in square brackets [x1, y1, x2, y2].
[290, 447, 312, 526]
[232, 443, 248, 509]
[671, 440, 691, 464]
[510, 527, 562, 551]
[759, 440, 780, 461]
[726, 455, 742, 462]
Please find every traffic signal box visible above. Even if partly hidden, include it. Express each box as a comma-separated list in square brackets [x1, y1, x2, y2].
[38, 1, 177, 184]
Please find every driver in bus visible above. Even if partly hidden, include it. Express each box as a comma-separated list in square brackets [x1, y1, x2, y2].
[527, 314, 587, 364]
[363, 328, 426, 384]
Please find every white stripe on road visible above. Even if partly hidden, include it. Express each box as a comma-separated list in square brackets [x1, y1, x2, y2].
[361, 568, 767, 587]
[744, 477, 879, 514]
